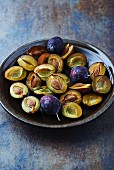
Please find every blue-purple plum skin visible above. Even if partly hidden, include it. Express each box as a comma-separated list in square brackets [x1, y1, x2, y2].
[47, 37, 64, 54]
[70, 66, 90, 84]
[40, 95, 61, 115]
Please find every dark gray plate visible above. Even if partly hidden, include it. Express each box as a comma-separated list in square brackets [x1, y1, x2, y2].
[0, 40, 114, 128]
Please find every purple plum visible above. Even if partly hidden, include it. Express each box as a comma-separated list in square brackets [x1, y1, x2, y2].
[47, 37, 64, 54]
[70, 66, 90, 84]
[40, 95, 61, 117]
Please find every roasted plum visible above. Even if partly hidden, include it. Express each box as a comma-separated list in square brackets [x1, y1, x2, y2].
[67, 53, 87, 68]
[10, 82, 28, 98]
[26, 72, 41, 91]
[60, 90, 82, 104]
[34, 64, 56, 81]
[38, 53, 50, 65]
[47, 37, 64, 54]
[27, 46, 48, 57]
[62, 102, 82, 118]
[5, 66, 27, 81]
[82, 93, 102, 106]
[69, 83, 91, 94]
[17, 55, 38, 71]
[40, 95, 61, 120]
[22, 96, 40, 114]
[61, 44, 74, 60]
[34, 86, 53, 96]
[89, 62, 106, 80]
[92, 75, 111, 94]
[46, 74, 68, 94]
[70, 66, 90, 84]
[48, 54, 63, 72]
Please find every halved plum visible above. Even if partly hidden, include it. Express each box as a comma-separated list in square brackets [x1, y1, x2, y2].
[26, 72, 41, 91]
[60, 90, 82, 104]
[5, 66, 27, 81]
[82, 93, 102, 106]
[10, 82, 28, 98]
[69, 83, 91, 94]
[22, 96, 40, 114]
[92, 75, 111, 94]
[62, 102, 82, 118]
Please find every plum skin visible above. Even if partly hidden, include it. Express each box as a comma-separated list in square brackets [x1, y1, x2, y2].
[40, 95, 61, 115]
[47, 37, 64, 54]
[70, 66, 90, 84]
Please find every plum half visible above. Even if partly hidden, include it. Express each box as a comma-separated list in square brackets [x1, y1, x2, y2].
[34, 64, 56, 81]
[48, 54, 63, 72]
[61, 44, 74, 60]
[89, 62, 106, 80]
[92, 75, 111, 94]
[34, 86, 53, 96]
[17, 55, 38, 71]
[22, 96, 40, 114]
[27, 46, 48, 57]
[60, 90, 82, 104]
[10, 82, 28, 98]
[5, 66, 27, 81]
[62, 102, 82, 118]
[69, 83, 91, 94]
[67, 53, 87, 68]
[82, 93, 102, 106]
[26, 72, 41, 91]
[46, 74, 68, 94]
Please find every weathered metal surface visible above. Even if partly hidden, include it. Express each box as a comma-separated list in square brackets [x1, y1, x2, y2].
[0, 0, 114, 169]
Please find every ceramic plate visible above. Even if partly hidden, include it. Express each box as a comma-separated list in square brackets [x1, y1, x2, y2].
[0, 40, 114, 128]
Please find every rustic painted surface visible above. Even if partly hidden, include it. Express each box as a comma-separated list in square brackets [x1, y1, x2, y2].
[0, 0, 114, 170]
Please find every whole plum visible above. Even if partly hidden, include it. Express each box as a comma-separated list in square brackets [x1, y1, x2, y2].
[70, 66, 90, 84]
[40, 95, 61, 120]
[47, 37, 64, 54]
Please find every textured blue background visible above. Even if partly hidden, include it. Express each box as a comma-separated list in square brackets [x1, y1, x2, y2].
[0, 0, 114, 169]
